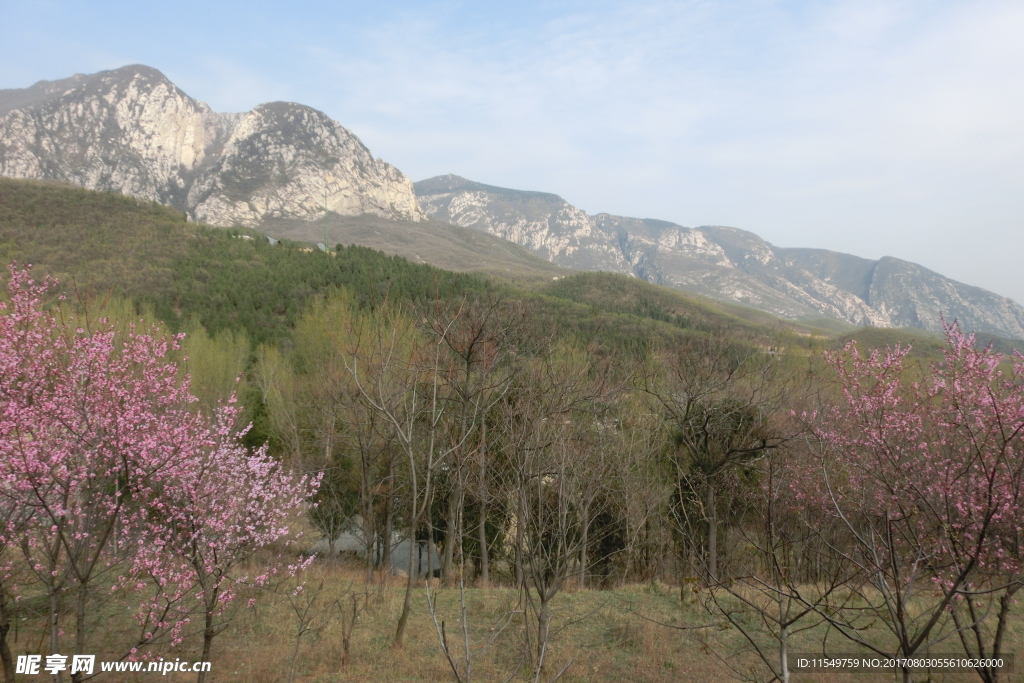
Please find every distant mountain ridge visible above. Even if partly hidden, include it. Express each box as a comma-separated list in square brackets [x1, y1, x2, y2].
[416, 175, 1024, 339]
[0, 65, 424, 226]
[2, 66, 1020, 339]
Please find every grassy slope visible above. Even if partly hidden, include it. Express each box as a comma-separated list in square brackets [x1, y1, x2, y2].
[257, 211, 569, 286]
[833, 326, 1022, 358]
[541, 271, 837, 337]
[0, 179, 190, 296]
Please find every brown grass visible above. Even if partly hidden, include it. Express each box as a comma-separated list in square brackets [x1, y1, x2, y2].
[11, 559, 1019, 683]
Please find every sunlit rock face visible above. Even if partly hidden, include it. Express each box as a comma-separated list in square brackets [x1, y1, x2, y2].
[413, 174, 629, 272]
[417, 175, 1024, 339]
[0, 65, 424, 227]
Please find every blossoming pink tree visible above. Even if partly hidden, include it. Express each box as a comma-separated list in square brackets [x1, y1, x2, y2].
[805, 323, 1024, 683]
[0, 265, 206, 679]
[0, 265, 318, 683]
[141, 405, 319, 683]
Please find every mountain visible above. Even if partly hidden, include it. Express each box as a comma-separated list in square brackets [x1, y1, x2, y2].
[416, 175, 1024, 340]
[3, 66, 1019, 340]
[413, 175, 629, 273]
[0, 65, 423, 227]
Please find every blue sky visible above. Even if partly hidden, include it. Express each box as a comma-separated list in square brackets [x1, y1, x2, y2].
[2, 1, 1022, 303]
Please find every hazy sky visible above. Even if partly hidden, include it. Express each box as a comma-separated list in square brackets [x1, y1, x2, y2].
[2, 1, 1022, 302]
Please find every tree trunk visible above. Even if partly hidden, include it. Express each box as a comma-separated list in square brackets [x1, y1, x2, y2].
[288, 632, 301, 683]
[778, 599, 790, 683]
[578, 505, 589, 589]
[0, 589, 15, 683]
[706, 482, 717, 582]
[364, 532, 374, 583]
[442, 484, 457, 583]
[454, 482, 465, 583]
[988, 592, 1012, 683]
[577, 497, 593, 593]
[478, 421, 489, 587]
[48, 580, 62, 683]
[197, 590, 218, 683]
[537, 597, 551, 665]
[360, 458, 376, 583]
[514, 508, 524, 589]
[71, 582, 89, 683]
[382, 455, 395, 572]
[679, 548, 687, 602]
[477, 493, 489, 588]
[394, 518, 417, 647]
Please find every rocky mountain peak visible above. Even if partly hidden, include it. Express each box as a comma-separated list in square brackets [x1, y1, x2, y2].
[0, 65, 424, 226]
[416, 174, 563, 202]
[414, 173, 475, 193]
[186, 99, 424, 226]
[416, 175, 621, 268]
[0, 64, 180, 115]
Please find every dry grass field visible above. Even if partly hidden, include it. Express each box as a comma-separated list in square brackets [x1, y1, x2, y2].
[48, 556, 1018, 683]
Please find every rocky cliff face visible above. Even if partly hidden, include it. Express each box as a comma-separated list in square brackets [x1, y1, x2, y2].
[413, 175, 627, 272]
[0, 65, 424, 227]
[417, 175, 1024, 339]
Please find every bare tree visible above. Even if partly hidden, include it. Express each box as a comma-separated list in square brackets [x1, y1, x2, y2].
[697, 446, 853, 683]
[418, 294, 528, 589]
[499, 342, 617, 676]
[612, 403, 673, 586]
[346, 303, 471, 646]
[286, 579, 332, 683]
[430, 297, 520, 586]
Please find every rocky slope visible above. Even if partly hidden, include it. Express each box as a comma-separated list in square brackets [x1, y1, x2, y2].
[0, 65, 423, 227]
[417, 175, 1024, 339]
